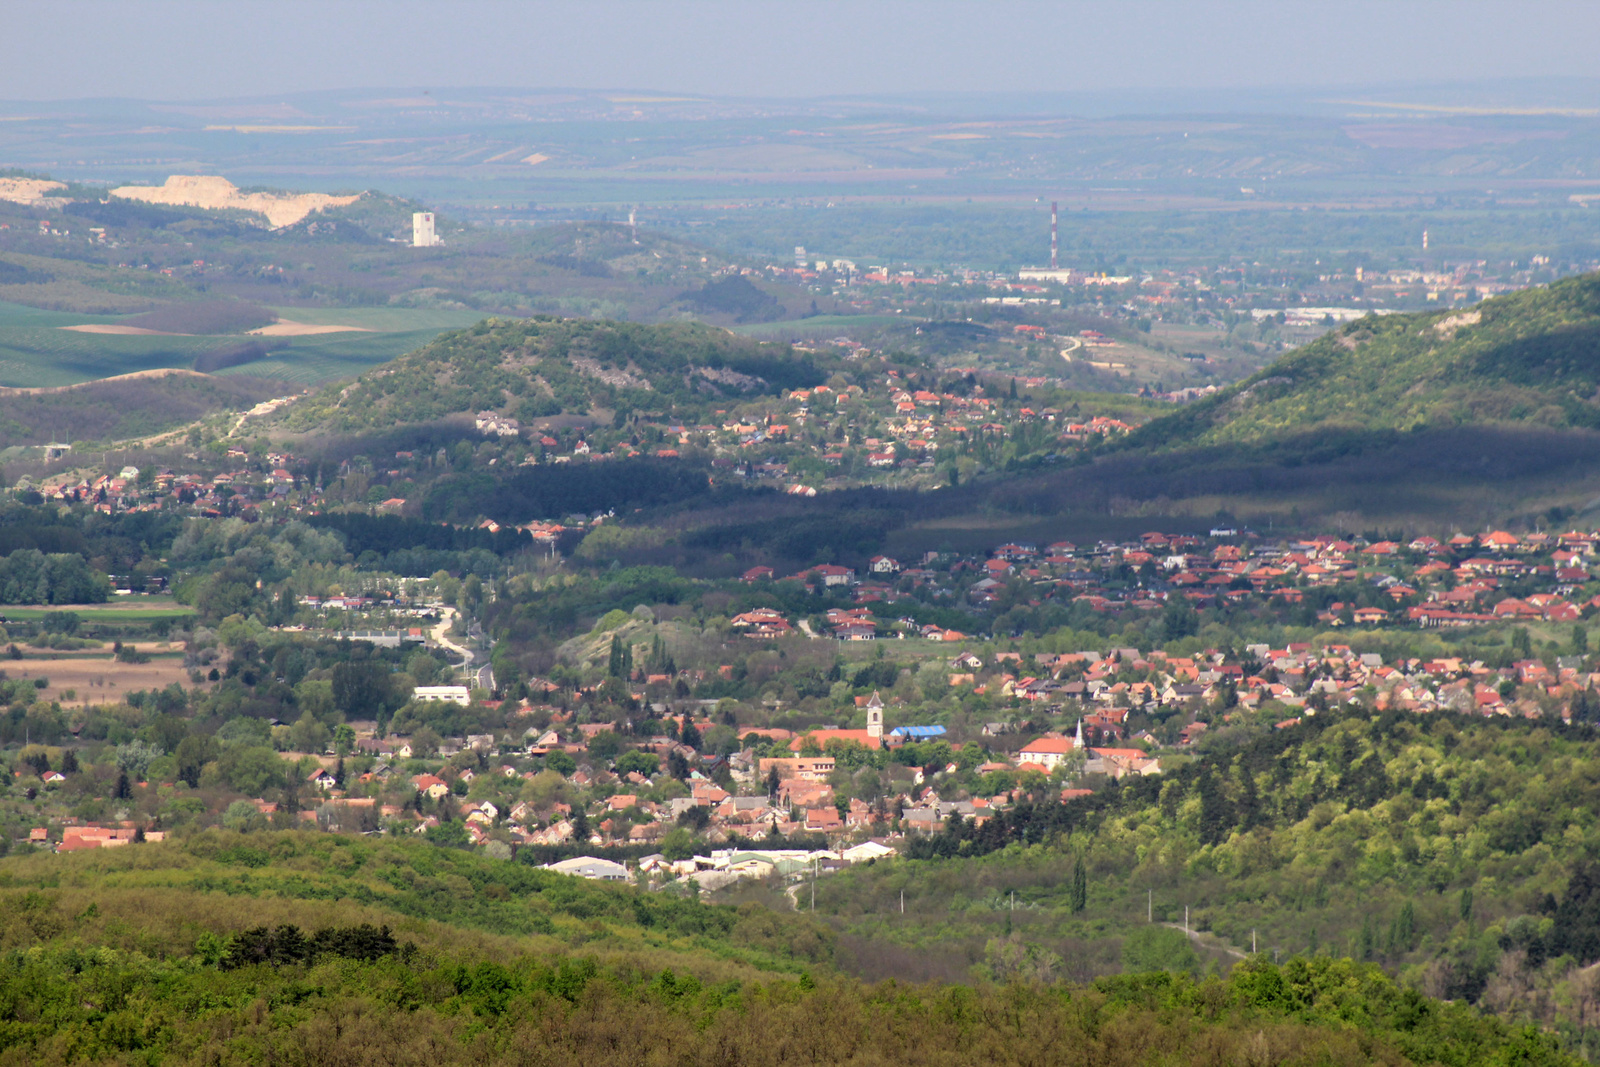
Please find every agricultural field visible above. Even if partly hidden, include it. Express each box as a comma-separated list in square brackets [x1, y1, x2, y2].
[214, 324, 480, 386]
[0, 301, 483, 388]
[1, 599, 195, 623]
[8, 648, 192, 705]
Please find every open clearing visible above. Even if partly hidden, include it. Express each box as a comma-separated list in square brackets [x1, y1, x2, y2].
[249, 320, 374, 336]
[60, 324, 182, 336]
[9, 654, 193, 704]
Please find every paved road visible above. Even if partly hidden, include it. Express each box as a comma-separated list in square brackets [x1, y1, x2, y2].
[1059, 336, 1083, 363]
[429, 605, 497, 690]
[429, 607, 474, 665]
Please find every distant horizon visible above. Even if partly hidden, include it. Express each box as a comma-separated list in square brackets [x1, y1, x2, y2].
[4, 1, 1597, 103]
[3, 75, 1599, 119]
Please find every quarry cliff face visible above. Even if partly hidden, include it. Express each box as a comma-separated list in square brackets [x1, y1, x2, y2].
[0, 177, 71, 210]
[109, 175, 362, 228]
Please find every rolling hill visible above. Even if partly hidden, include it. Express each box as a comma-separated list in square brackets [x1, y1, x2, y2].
[274, 315, 833, 435]
[1129, 273, 1600, 451]
[879, 271, 1600, 535]
[0, 173, 796, 329]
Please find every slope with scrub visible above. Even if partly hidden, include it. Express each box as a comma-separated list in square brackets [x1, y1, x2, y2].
[0, 829, 1578, 1067]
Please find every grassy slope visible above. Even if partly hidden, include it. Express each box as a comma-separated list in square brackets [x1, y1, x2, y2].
[215, 327, 474, 387]
[1129, 273, 1600, 451]
[0, 830, 1576, 1067]
[0, 373, 287, 446]
[0, 831, 831, 974]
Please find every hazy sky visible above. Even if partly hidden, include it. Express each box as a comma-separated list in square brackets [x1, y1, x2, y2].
[6, 0, 1598, 101]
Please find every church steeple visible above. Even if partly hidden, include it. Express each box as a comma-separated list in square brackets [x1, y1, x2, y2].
[1074, 716, 1084, 748]
[866, 690, 883, 740]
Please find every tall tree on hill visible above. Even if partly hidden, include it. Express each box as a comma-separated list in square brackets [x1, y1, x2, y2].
[1070, 852, 1088, 913]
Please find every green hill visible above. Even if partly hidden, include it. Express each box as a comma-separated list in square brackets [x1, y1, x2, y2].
[1130, 274, 1600, 451]
[276, 315, 833, 435]
[809, 710, 1600, 1034]
[0, 830, 1578, 1066]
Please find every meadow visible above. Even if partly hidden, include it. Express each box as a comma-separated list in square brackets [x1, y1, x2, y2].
[1, 599, 195, 622]
[0, 301, 484, 388]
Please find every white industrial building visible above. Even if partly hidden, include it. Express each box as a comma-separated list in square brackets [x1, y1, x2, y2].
[412, 212, 442, 248]
[412, 685, 470, 705]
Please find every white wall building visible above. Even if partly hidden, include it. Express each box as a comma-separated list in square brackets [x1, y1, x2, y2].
[412, 212, 441, 248]
[412, 685, 470, 705]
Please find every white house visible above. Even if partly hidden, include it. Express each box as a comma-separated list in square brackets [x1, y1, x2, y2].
[1017, 734, 1078, 771]
[413, 685, 470, 705]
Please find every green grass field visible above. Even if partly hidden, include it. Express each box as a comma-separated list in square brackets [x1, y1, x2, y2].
[216, 327, 471, 385]
[0, 326, 221, 387]
[265, 306, 484, 331]
[0, 302, 484, 387]
[1, 600, 195, 621]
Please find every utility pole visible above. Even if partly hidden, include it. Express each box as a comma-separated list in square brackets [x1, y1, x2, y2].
[1184, 905, 1189, 938]
[1253, 929, 1257, 954]
[1148, 889, 1152, 923]
[900, 889, 904, 914]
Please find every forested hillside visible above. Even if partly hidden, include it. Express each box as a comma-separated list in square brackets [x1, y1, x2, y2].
[1129, 273, 1600, 449]
[277, 316, 831, 434]
[813, 710, 1600, 1031]
[0, 831, 1578, 1067]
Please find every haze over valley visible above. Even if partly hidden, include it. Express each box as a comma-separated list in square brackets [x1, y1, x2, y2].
[3, 5, 1600, 1065]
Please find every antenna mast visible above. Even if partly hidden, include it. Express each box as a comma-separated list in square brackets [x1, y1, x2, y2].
[1050, 201, 1058, 270]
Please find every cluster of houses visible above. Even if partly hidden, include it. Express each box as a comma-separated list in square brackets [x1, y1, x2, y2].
[457, 363, 1141, 494]
[23, 451, 305, 519]
[707, 525, 1600, 651]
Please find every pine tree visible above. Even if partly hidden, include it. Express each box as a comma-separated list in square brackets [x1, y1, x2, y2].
[607, 634, 624, 677]
[1070, 853, 1088, 913]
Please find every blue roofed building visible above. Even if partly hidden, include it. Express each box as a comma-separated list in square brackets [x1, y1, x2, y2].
[888, 725, 947, 745]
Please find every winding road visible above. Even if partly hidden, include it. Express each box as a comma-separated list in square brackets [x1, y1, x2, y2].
[428, 606, 498, 691]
